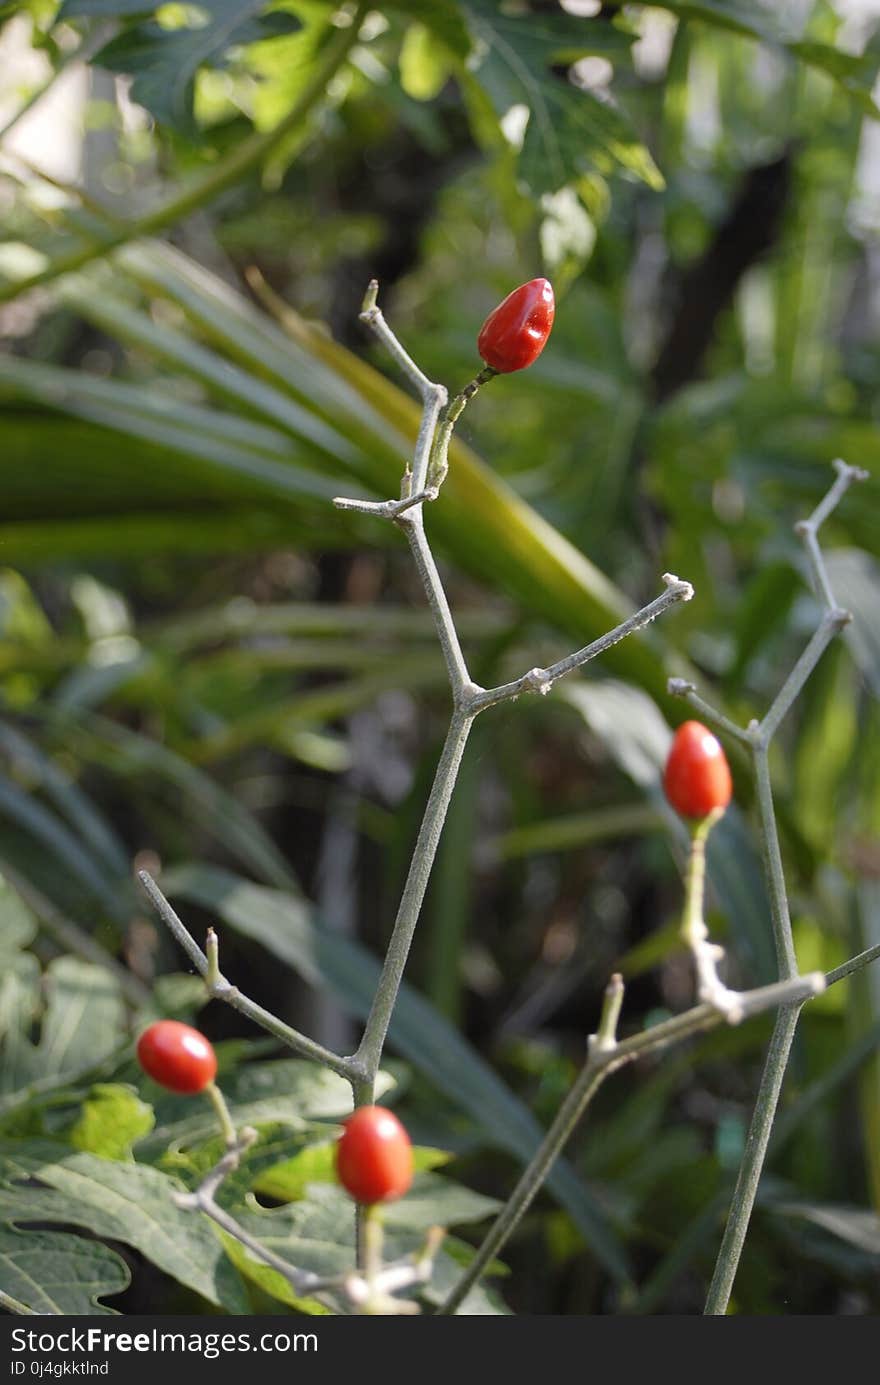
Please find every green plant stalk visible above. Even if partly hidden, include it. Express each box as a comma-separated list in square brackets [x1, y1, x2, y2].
[704, 1003, 801, 1314]
[0, 3, 369, 306]
[438, 970, 824, 1314]
[699, 459, 867, 1315]
[352, 707, 475, 1091]
[137, 870, 355, 1081]
[205, 1079, 237, 1147]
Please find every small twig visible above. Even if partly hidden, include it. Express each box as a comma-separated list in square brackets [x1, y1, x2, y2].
[667, 679, 753, 746]
[439, 965, 824, 1314]
[472, 576, 693, 713]
[136, 871, 358, 1083]
[333, 487, 438, 517]
[826, 939, 880, 988]
[427, 366, 498, 491]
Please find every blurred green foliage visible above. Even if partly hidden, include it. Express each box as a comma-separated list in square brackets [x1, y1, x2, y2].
[0, 0, 878, 1315]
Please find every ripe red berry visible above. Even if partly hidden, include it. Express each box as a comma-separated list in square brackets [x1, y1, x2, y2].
[136, 1020, 217, 1094]
[663, 721, 733, 821]
[477, 278, 555, 373]
[335, 1105, 413, 1205]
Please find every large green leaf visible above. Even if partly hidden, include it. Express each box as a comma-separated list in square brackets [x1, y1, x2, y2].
[823, 549, 880, 699]
[0, 953, 127, 1096]
[0, 1225, 129, 1315]
[461, 1, 663, 192]
[0, 1141, 249, 1311]
[60, 1, 302, 130]
[163, 863, 633, 1283]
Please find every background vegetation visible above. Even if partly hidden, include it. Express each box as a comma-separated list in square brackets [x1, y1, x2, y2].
[0, 0, 878, 1315]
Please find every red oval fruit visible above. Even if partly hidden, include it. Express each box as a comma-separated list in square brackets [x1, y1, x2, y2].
[136, 1020, 217, 1094]
[477, 278, 555, 373]
[335, 1105, 413, 1205]
[663, 720, 733, 820]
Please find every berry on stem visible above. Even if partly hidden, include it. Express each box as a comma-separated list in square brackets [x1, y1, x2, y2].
[664, 720, 733, 821]
[477, 278, 555, 373]
[136, 1020, 217, 1094]
[336, 1105, 413, 1205]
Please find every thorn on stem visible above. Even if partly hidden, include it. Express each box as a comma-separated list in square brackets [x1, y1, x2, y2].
[360, 279, 379, 318]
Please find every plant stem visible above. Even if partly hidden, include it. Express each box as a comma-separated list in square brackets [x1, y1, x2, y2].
[353, 709, 475, 1087]
[402, 514, 473, 696]
[750, 744, 798, 980]
[439, 1064, 609, 1315]
[0, 3, 369, 305]
[205, 1080, 237, 1147]
[137, 871, 356, 1082]
[473, 576, 693, 712]
[439, 969, 822, 1314]
[702, 460, 866, 1315]
[704, 1003, 801, 1314]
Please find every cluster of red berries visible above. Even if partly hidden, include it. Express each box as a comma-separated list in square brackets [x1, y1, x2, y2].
[136, 1021, 412, 1205]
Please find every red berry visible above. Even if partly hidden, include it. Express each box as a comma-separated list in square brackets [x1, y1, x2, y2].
[663, 721, 733, 821]
[335, 1105, 413, 1205]
[477, 278, 555, 373]
[136, 1020, 217, 1094]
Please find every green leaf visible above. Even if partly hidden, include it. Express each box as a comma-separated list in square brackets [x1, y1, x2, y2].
[822, 548, 880, 698]
[51, 712, 298, 890]
[0, 1141, 249, 1310]
[0, 1225, 129, 1315]
[461, 1, 663, 193]
[0, 875, 37, 955]
[0, 777, 130, 921]
[71, 2, 303, 130]
[255, 1140, 449, 1202]
[37, 958, 127, 1077]
[647, 1, 880, 119]
[772, 1200, 880, 1254]
[70, 1084, 155, 1161]
[387, 0, 472, 60]
[0, 956, 127, 1097]
[164, 863, 632, 1283]
[0, 720, 129, 880]
[140, 1058, 395, 1156]
[227, 1181, 507, 1314]
[380, 1171, 499, 1232]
